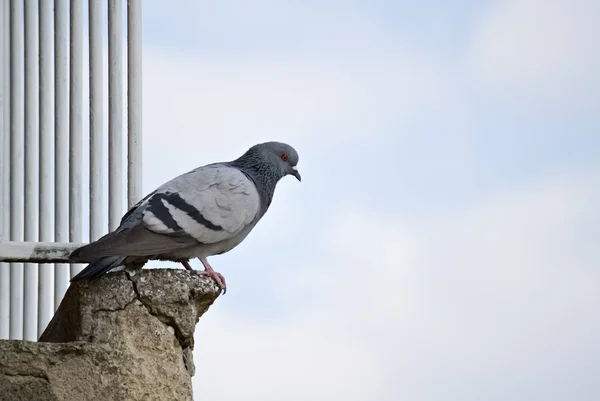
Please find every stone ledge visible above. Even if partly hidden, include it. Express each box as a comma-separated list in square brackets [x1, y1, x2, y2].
[0, 269, 220, 401]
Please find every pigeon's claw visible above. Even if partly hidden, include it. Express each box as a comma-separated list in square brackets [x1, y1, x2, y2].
[196, 257, 227, 295]
[197, 270, 226, 294]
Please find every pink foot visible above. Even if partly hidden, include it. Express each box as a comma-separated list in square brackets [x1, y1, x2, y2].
[196, 257, 227, 295]
[181, 260, 194, 271]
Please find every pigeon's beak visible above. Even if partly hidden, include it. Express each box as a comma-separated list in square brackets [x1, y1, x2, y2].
[291, 166, 301, 182]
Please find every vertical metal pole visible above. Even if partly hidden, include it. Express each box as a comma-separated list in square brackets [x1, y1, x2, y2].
[89, 0, 104, 241]
[24, 0, 40, 341]
[0, 0, 11, 340]
[127, 0, 142, 208]
[108, 0, 124, 230]
[69, 0, 83, 278]
[38, 0, 55, 337]
[10, 0, 25, 340]
[54, 0, 70, 307]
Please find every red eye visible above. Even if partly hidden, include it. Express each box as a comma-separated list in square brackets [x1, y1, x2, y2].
[281, 153, 288, 161]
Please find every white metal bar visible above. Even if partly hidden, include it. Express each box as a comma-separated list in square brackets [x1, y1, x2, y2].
[0, 2, 6, 238]
[0, 241, 86, 263]
[127, 0, 142, 208]
[108, 0, 124, 230]
[10, 0, 25, 341]
[0, 0, 11, 340]
[89, 0, 104, 241]
[54, 0, 70, 308]
[24, 0, 40, 342]
[38, 0, 55, 337]
[69, 0, 84, 278]
[0, 3, 4, 238]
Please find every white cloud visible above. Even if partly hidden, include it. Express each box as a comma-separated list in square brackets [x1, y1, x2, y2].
[468, 0, 600, 109]
[192, 168, 600, 400]
[194, 313, 384, 401]
[141, 46, 463, 187]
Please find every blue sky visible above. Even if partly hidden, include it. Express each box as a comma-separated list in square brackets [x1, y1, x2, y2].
[133, 1, 600, 400]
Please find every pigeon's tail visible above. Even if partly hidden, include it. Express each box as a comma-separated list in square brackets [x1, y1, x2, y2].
[70, 256, 126, 282]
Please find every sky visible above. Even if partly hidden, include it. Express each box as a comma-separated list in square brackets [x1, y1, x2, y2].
[113, 0, 600, 399]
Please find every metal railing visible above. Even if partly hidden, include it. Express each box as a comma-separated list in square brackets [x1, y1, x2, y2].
[0, 0, 143, 341]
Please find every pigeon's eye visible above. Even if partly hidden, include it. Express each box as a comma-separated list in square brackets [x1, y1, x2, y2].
[280, 153, 289, 162]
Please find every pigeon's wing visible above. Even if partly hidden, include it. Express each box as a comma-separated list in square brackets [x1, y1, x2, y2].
[144, 164, 261, 243]
[70, 164, 260, 261]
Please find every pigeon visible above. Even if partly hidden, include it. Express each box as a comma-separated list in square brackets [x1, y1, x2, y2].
[69, 141, 301, 294]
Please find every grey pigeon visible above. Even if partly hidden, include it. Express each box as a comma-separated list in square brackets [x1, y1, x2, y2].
[69, 141, 301, 293]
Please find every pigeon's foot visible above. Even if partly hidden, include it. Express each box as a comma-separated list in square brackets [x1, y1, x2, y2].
[195, 270, 227, 295]
[198, 257, 227, 295]
[180, 260, 194, 271]
[180, 258, 226, 294]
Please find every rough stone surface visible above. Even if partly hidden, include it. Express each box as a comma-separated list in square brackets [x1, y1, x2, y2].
[0, 269, 220, 401]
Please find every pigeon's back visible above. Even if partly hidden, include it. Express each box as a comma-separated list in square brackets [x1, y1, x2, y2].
[143, 163, 262, 243]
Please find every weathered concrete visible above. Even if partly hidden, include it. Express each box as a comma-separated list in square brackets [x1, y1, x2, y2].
[0, 269, 220, 401]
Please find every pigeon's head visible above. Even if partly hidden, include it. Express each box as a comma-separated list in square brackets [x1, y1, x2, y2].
[251, 141, 301, 182]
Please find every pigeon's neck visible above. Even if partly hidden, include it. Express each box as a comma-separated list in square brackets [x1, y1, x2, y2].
[229, 156, 281, 213]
